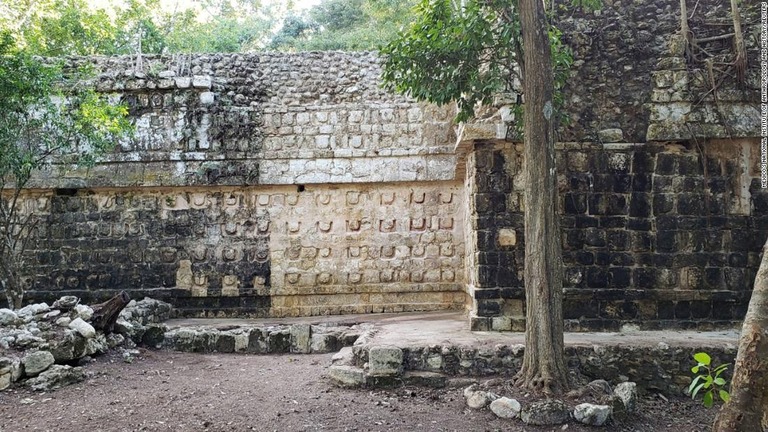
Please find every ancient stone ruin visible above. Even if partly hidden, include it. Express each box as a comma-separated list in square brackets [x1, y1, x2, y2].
[9, 0, 764, 332]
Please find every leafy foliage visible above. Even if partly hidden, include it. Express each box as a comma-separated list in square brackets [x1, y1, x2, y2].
[0, 33, 131, 308]
[689, 352, 731, 408]
[380, 0, 573, 126]
[274, 0, 417, 52]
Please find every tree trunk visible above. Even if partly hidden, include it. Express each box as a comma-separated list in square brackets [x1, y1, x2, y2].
[90, 291, 131, 333]
[515, 0, 569, 395]
[729, 0, 746, 83]
[713, 238, 768, 431]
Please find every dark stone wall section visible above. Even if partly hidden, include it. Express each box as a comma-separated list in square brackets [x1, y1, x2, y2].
[470, 139, 766, 331]
[19, 190, 272, 317]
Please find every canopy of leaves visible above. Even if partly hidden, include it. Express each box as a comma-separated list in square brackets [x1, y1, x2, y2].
[0, 32, 131, 190]
[380, 0, 574, 126]
[380, 0, 518, 122]
[273, 0, 417, 51]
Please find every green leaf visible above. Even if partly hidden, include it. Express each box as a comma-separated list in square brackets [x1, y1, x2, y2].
[693, 352, 712, 366]
[691, 365, 700, 373]
[719, 390, 730, 403]
[703, 391, 713, 408]
[691, 382, 706, 399]
[714, 377, 726, 386]
[688, 375, 702, 395]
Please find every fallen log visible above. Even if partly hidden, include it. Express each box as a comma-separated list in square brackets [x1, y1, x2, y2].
[90, 291, 130, 333]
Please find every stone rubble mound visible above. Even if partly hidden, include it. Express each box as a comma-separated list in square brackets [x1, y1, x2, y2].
[0, 296, 174, 392]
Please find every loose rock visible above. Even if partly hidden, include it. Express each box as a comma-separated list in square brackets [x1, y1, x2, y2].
[69, 318, 96, 339]
[21, 351, 55, 377]
[520, 399, 570, 426]
[490, 397, 522, 419]
[27, 365, 87, 391]
[573, 403, 612, 426]
[614, 381, 638, 412]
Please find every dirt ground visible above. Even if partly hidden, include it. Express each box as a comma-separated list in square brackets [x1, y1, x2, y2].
[0, 349, 716, 432]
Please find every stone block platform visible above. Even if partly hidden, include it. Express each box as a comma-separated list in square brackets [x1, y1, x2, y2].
[164, 311, 739, 395]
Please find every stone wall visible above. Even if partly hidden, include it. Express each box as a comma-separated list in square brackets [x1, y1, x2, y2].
[466, 139, 766, 331]
[11, 0, 764, 327]
[21, 183, 467, 317]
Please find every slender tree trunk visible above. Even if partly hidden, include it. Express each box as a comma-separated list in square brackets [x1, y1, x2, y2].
[515, 0, 569, 395]
[713, 238, 768, 431]
[729, 0, 746, 83]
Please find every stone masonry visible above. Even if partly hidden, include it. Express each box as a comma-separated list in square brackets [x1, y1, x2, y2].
[10, 0, 764, 328]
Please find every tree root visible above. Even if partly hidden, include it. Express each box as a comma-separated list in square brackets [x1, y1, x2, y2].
[514, 367, 559, 396]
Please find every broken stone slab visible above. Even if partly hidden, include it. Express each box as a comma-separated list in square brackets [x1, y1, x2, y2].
[520, 399, 570, 426]
[27, 365, 87, 391]
[21, 351, 55, 377]
[573, 403, 612, 426]
[367, 345, 403, 376]
[69, 318, 96, 339]
[52, 296, 79, 311]
[290, 324, 311, 354]
[17, 303, 50, 321]
[329, 365, 366, 387]
[490, 397, 521, 419]
[332, 347, 354, 366]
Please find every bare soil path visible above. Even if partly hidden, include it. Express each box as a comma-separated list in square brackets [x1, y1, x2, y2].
[0, 349, 716, 432]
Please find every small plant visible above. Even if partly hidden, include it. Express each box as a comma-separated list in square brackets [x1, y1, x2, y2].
[689, 352, 730, 408]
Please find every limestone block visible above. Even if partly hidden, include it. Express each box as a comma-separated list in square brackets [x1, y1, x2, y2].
[497, 229, 517, 247]
[490, 397, 521, 419]
[290, 324, 311, 354]
[192, 75, 212, 88]
[368, 345, 403, 377]
[176, 260, 193, 290]
[69, 318, 96, 339]
[329, 365, 365, 387]
[221, 275, 240, 297]
[573, 403, 612, 426]
[22, 351, 55, 377]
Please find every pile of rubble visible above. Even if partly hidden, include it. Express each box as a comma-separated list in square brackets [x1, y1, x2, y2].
[462, 379, 638, 427]
[0, 296, 172, 391]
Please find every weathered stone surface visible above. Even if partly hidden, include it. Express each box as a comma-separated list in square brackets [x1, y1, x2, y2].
[466, 390, 497, 409]
[573, 403, 612, 426]
[520, 399, 570, 426]
[52, 296, 79, 311]
[73, 305, 93, 321]
[490, 397, 521, 419]
[21, 351, 55, 377]
[50, 331, 88, 362]
[17, 303, 49, 320]
[329, 365, 366, 387]
[614, 381, 638, 412]
[0, 309, 18, 326]
[27, 365, 86, 391]
[141, 324, 167, 348]
[69, 318, 96, 339]
[290, 324, 311, 354]
[368, 346, 403, 377]
[402, 371, 446, 388]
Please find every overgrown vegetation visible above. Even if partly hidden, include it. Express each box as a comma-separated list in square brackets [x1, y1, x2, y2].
[0, 32, 131, 308]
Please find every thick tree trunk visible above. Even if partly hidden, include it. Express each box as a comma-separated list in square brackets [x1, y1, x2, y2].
[515, 0, 569, 395]
[713, 239, 768, 431]
[90, 291, 131, 333]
